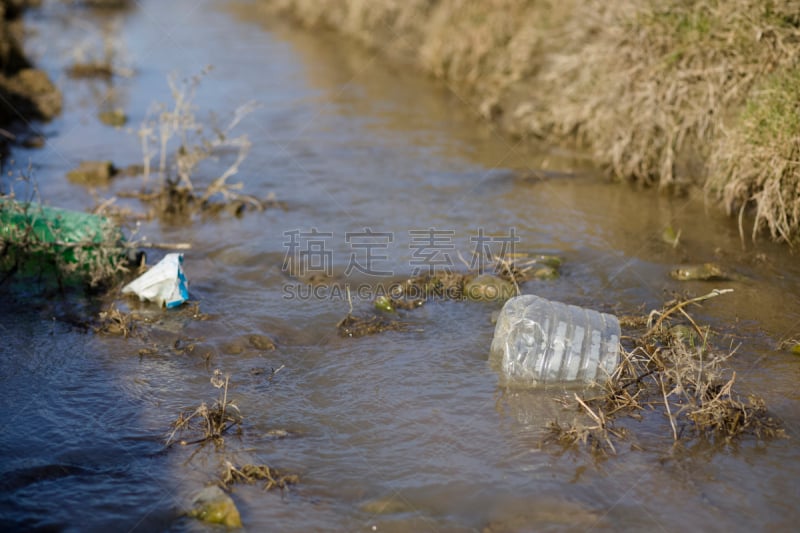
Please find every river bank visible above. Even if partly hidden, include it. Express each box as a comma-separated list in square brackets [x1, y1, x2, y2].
[0, 0, 61, 150]
[259, 0, 800, 243]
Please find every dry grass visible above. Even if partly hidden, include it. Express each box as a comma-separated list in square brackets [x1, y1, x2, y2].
[221, 461, 299, 492]
[546, 289, 784, 456]
[260, 0, 800, 242]
[709, 66, 800, 243]
[94, 301, 136, 337]
[65, 19, 130, 79]
[166, 370, 243, 448]
[336, 312, 407, 338]
[127, 69, 271, 219]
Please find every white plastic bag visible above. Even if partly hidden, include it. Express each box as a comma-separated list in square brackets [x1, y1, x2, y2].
[122, 253, 189, 308]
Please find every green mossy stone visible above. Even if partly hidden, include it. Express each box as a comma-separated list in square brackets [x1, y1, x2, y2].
[189, 485, 242, 528]
[374, 295, 395, 312]
[67, 160, 117, 185]
[98, 108, 128, 127]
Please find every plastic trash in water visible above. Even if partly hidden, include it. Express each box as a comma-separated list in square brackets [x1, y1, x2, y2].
[122, 253, 189, 308]
[0, 199, 125, 264]
[0, 199, 145, 285]
[490, 294, 620, 385]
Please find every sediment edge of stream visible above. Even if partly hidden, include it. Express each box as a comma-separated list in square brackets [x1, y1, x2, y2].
[0, 0, 62, 153]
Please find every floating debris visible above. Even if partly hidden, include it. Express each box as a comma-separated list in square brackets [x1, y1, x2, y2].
[0, 199, 130, 286]
[67, 61, 114, 79]
[94, 302, 136, 338]
[122, 253, 189, 308]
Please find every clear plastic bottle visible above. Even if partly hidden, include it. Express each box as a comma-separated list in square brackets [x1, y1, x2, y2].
[490, 294, 620, 384]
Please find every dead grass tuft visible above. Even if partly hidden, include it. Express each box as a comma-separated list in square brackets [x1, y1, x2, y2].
[546, 289, 784, 455]
[94, 301, 136, 337]
[221, 460, 299, 492]
[120, 69, 274, 220]
[166, 369, 242, 448]
[336, 312, 407, 338]
[709, 66, 800, 244]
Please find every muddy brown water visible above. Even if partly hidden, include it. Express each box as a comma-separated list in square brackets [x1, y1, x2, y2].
[1, 1, 800, 531]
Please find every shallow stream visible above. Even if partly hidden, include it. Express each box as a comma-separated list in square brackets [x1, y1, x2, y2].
[2, 1, 800, 531]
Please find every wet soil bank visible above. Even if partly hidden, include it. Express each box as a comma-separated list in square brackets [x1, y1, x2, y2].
[0, 0, 61, 148]
[259, 0, 800, 243]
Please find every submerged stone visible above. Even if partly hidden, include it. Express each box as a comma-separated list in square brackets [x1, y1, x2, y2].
[248, 334, 275, 351]
[188, 485, 242, 528]
[531, 266, 559, 280]
[221, 339, 246, 355]
[67, 160, 117, 185]
[359, 495, 416, 515]
[98, 108, 127, 127]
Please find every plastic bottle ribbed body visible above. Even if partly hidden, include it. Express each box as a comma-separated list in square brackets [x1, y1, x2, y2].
[490, 294, 620, 384]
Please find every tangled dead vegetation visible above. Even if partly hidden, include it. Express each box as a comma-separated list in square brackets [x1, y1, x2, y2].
[112, 69, 279, 220]
[337, 312, 408, 338]
[94, 301, 137, 337]
[545, 289, 785, 457]
[221, 461, 299, 492]
[260, 0, 800, 243]
[165, 370, 299, 499]
[166, 370, 242, 449]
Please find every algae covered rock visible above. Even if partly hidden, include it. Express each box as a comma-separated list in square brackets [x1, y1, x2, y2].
[67, 160, 117, 185]
[670, 263, 740, 281]
[98, 108, 127, 127]
[188, 485, 242, 528]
